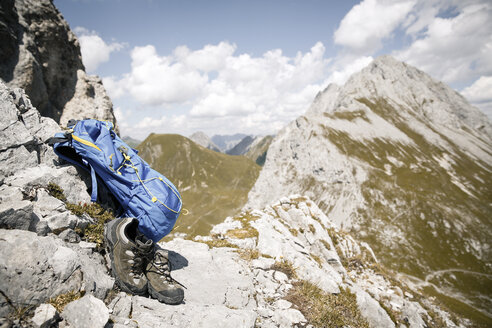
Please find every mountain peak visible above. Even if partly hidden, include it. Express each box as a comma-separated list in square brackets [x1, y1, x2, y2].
[247, 56, 492, 323]
[189, 131, 220, 152]
[313, 56, 491, 141]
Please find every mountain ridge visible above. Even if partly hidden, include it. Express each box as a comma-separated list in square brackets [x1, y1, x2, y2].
[246, 55, 492, 324]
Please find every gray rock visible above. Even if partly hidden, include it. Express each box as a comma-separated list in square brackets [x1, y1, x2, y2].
[0, 229, 83, 307]
[0, 199, 36, 231]
[63, 243, 114, 299]
[400, 300, 428, 328]
[251, 258, 275, 270]
[351, 285, 396, 328]
[252, 212, 341, 294]
[34, 188, 65, 217]
[159, 239, 256, 308]
[0, 146, 38, 180]
[5, 164, 91, 204]
[31, 303, 59, 328]
[0, 85, 35, 152]
[108, 292, 132, 318]
[131, 295, 257, 328]
[0, 229, 112, 310]
[274, 299, 292, 310]
[58, 229, 81, 243]
[110, 317, 138, 328]
[273, 308, 306, 327]
[78, 241, 97, 249]
[0, 292, 11, 319]
[61, 294, 109, 328]
[41, 211, 78, 232]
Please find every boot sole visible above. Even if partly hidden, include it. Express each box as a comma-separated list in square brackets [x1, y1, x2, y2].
[104, 220, 148, 296]
[148, 283, 184, 305]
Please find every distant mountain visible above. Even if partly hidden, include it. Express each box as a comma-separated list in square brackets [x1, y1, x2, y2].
[189, 131, 220, 152]
[122, 136, 142, 148]
[245, 135, 274, 166]
[137, 134, 261, 236]
[211, 133, 248, 152]
[224, 135, 274, 167]
[226, 136, 255, 155]
[246, 56, 492, 325]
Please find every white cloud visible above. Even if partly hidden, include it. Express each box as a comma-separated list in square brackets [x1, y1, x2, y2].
[462, 76, 492, 103]
[334, 0, 415, 53]
[109, 45, 209, 106]
[175, 42, 237, 72]
[461, 76, 492, 117]
[74, 27, 125, 72]
[327, 56, 374, 85]
[108, 42, 332, 136]
[394, 2, 492, 83]
[134, 115, 186, 134]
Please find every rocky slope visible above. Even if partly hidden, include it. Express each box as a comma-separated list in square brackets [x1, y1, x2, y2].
[246, 56, 492, 325]
[1, 80, 465, 327]
[189, 131, 221, 152]
[245, 135, 274, 166]
[0, 0, 116, 127]
[137, 133, 261, 236]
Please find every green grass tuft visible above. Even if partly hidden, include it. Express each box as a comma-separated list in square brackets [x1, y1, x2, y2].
[286, 281, 370, 328]
[271, 259, 297, 279]
[49, 290, 85, 312]
[47, 182, 67, 202]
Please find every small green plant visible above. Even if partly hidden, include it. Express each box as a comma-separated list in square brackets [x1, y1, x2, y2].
[46, 183, 115, 248]
[199, 237, 239, 249]
[47, 182, 67, 202]
[286, 281, 370, 328]
[271, 259, 297, 279]
[320, 239, 332, 250]
[237, 248, 260, 261]
[49, 290, 85, 312]
[289, 228, 299, 237]
[227, 212, 260, 240]
[7, 304, 35, 324]
[225, 227, 258, 239]
[68, 202, 115, 247]
[311, 253, 323, 268]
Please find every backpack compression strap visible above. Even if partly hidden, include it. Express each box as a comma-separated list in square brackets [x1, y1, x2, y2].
[47, 130, 99, 202]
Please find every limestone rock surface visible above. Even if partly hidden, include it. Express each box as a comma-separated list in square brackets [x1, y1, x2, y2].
[61, 294, 109, 328]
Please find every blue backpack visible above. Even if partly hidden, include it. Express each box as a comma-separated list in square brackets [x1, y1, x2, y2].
[48, 119, 182, 242]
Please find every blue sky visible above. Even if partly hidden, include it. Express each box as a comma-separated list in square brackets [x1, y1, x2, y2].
[54, 0, 492, 139]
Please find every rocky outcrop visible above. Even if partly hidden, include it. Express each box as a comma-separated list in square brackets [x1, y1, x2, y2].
[0, 81, 113, 324]
[100, 194, 460, 328]
[190, 131, 221, 152]
[246, 56, 492, 322]
[0, 0, 116, 127]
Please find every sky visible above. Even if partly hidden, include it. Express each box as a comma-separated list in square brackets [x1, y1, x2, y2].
[54, 0, 492, 140]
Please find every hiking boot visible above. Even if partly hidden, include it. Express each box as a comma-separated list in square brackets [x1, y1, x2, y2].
[146, 248, 185, 304]
[104, 217, 153, 295]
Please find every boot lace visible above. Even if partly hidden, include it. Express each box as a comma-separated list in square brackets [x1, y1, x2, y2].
[149, 250, 187, 289]
[129, 240, 153, 276]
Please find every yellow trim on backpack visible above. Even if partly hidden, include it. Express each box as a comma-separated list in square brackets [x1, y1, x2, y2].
[72, 134, 102, 151]
[120, 153, 183, 214]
